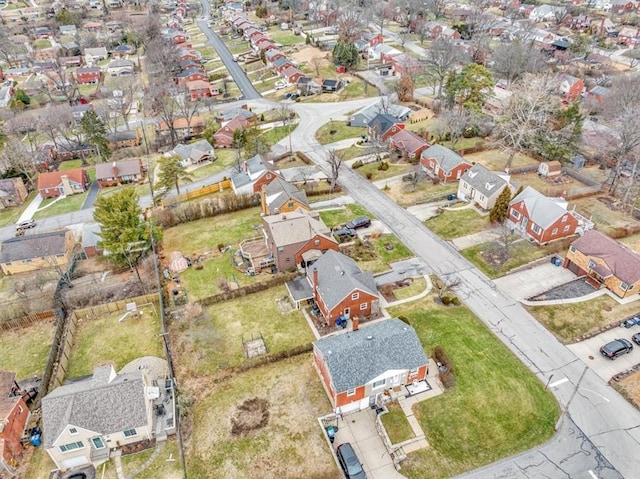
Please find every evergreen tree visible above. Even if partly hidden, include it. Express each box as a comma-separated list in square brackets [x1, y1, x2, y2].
[332, 41, 359, 69]
[490, 186, 512, 224]
[157, 154, 193, 196]
[80, 109, 110, 160]
[445, 63, 494, 112]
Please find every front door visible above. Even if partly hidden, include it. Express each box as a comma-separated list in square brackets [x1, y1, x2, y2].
[343, 307, 350, 319]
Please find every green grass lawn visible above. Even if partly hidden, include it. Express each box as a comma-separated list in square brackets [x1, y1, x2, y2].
[0, 190, 38, 227]
[268, 28, 306, 45]
[392, 277, 428, 301]
[315, 121, 366, 145]
[383, 178, 458, 208]
[527, 296, 640, 343]
[121, 438, 182, 479]
[381, 402, 415, 444]
[258, 125, 292, 145]
[355, 161, 413, 182]
[66, 306, 164, 378]
[173, 285, 315, 373]
[425, 209, 490, 240]
[464, 149, 539, 171]
[389, 297, 558, 479]
[33, 39, 52, 49]
[461, 240, 556, 279]
[356, 234, 414, 273]
[180, 254, 259, 301]
[33, 192, 89, 219]
[0, 319, 55, 379]
[337, 145, 372, 161]
[318, 203, 372, 229]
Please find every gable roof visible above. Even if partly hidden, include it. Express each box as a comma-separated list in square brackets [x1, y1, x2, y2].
[367, 113, 398, 135]
[263, 208, 332, 248]
[0, 230, 70, 263]
[571, 230, 640, 285]
[351, 102, 411, 126]
[263, 177, 308, 212]
[461, 164, 508, 197]
[390, 129, 429, 153]
[94, 159, 142, 181]
[42, 365, 148, 448]
[37, 169, 86, 191]
[310, 250, 378, 312]
[509, 186, 569, 229]
[0, 178, 24, 197]
[421, 144, 469, 171]
[314, 318, 428, 392]
[172, 139, 214, 162]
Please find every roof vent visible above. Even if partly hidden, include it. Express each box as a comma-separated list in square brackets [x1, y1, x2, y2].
[366, 335, 373, 340]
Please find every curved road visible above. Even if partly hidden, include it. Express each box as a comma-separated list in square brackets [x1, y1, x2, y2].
[198, 0, 261, 100]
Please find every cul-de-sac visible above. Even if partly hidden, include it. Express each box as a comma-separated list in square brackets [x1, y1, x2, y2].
[1, 0, 640, 478]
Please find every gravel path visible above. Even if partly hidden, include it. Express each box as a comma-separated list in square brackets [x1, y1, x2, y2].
[529, 278, 596, 301]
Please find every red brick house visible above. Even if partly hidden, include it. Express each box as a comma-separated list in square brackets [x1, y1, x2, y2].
[307, 250, 379, 325]
[186, 80, 219, 100]
[213, 115, 250, 148]
[390, 54, 422, 77]
[281, 66, 304, 84]
[94, 159, 144, 187]
[261, 208, 339, 272]
[559, 74, 585, 100]
[37, 168, 90, 199]
[176, 68, 207, 86]
[367, 113, 405, 142]
[362, 32, 384, 47]
[178, 49, 200, 62]
[507, 186, 585, 244]
[75, 66, 101, 84]
[231, 153, 282, 195]
[313, 319, 429, 413]
[420, 144, 471, 183]
[0, 371, 30, 477]
[617, 26, 640, 46]
[0, 178, 29, 208]
[265, 49, 286, 66]
[389, 129, 430, 161]
[255, 38, 277, 53]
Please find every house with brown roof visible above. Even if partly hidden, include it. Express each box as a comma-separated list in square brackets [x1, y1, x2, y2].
[260, 177, 309, 215]
[186, 80, 218, 101]
[37, 168, 90, 199]
[94, 159, 144, 187]
[564, 230, 640, 298]
[0, 371, 30, 477]
[420, 145, 472, 183]
[538, 160, 562, 177]
[156, 116, 206, 141]
[0, 230, 76, 275]
[389, 129, 430, 162]
[0, 178, 28, 209]
[213, 115, 250, 148]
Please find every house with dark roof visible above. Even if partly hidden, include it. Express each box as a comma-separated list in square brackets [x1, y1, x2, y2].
[261, 208, 339, 272]
[389, 129, 430, 162]
[0, 371, 30, 477]
[107, 130, 141, 150]
[507, 186, 589, 244]
[367, 113, 405, 142]
[94, 159, 144, 187]
[0, 230, 76, 275]
[37, 168, 90, 199]
[307, 250, 380, 325]
[313, 318, 429, 413]
[260, 177, 309, 215]
[75, 66, 101, 84]
[564, 230, 640, 298]
[41, 364, 173, 471]
[457, 164, 510, 210]
[230, 153, 281, 195]
[172, 139, 215, 166]
[420, 145, 471, 183]
[0, 178, 28, 209]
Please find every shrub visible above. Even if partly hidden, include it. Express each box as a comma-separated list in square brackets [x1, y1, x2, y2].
[441, 296, 451, 305]
[377, 161, 389, 171]
[352, 159, 364, 169]
[217, 243, 225, 251]
[434, 345, 454, 373]
[397, 315, 410, 325]
[366, 172, 373, 180]
[451, 296, 461, 306]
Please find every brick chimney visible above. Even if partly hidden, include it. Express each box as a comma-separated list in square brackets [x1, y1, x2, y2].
[352, 316, 359, 331]
[313, 267, 318, 288]
[243, 160, 248, 173]
[112, 161, 118, 176]
[260, 184, 267, 215]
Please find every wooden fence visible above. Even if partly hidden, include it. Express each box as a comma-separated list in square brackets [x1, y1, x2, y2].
[161, 180, 233, 207]
[71, 293, 159, 320]
[0, 309, 61, 332]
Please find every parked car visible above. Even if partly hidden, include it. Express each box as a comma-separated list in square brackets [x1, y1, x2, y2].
[600, 338, 633, 359]
[345, 216, 371, 229]
[621, 316, 640, 328]
[336, 443, 366, 479]
[283, 92, 293, 99]
[16, 219, 36, 230]
[289, 93, 300, 100]
[333, 227, 356, 242]
[632, 333, 640, 346]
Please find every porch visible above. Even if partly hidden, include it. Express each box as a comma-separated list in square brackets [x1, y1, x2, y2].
[239, 236, 274, 273]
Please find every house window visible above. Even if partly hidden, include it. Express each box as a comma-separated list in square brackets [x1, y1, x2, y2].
[564, 225, 570, 233]
[286, 257, 291, 262]
[621, 282, 631, 291]
[287, 201, 294, 208]
[351, 292, 359, 300]
[569, 245, 576, 253]
[123, 429, 137, 438]
[561, 215, 567, 222]
[588, 260, 596, 269]
[510, 209, 520, 219]
[346, 388, 356, 396]
[531, 224, 542, 234]
[266, 173, 272, 179]
[552, 228, 558, 235]
[360, 303, 367, 310]
[59, 441, 84, 453]
[91, 437, 105, 449]
[68, 428, 78, 435]
[479, 194, 485, 201]
[372, 379, 385, 389]
[277, 247, 284, 253]
[314, 239, 320, 246]
[409, 368, 418, 376]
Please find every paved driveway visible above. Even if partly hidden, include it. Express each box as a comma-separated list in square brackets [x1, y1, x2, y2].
[493, 262, 577, 301]
[567, 328, 640, 381]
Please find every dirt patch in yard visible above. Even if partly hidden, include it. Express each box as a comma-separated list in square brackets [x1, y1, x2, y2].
[230, 397, 270, 436]
[288, 45, 329, 65]
[612, 370, 640, 409]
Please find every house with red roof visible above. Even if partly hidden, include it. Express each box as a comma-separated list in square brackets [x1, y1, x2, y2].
[281, 66, 304, 84]
[564, 230, 640, 298]
[213, 115, 250, 148]
[37, 168, 90, 199]
[389, 129, 430, 162]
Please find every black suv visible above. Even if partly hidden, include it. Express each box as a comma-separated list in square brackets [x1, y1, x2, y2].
[336, 443, 366, 479]
[600, 338, 633, 359]
[345, 216, 371, 229]
[333, 227, 356, 242]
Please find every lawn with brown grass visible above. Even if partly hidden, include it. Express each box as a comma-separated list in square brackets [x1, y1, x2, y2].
[315, 121, 366, 145]
[463, 149, 538, 171]
[354, 161, 413, 182]
[383, 178, 458, 207]
[425, 209, 490, 239]
[570, 196, 639, 236]
[0, 319, 55, 379]
[612, 370, 640, 410]
[527, 296, 640, 343]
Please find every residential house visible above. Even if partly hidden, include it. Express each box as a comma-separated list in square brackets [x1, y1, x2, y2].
[156, 116, 206, 141]
[176, 68, 207, 85]
[563, 230, 640, 298]
[349, 101, 411, 127]
[0, 178, 28, 209]
[111, 44, 134, 58]
[390, 54, 421, 77]
[42, 363, 175, 472]
[420, 21, 445, 39]
[75, 66, 101, 84]
[390, 129, 430, 162]
[617, 26, 640, 46]
[213, 115, 250, 148]
[298, 76, 322, 96]
[559, 74, 585, 100]
[166, 30, 188, 44]
[81, 222, 102, 257]
[0, 82, 11, 109]
[83, 47, 108, 65]
[0, 371, 30, 477]
[611, 0, 637, 14]
[321, 78, 343, 93]
[262, 208, 339, 272]
[260, 177, 309, 215]
[281, 66, 304, 85]
[59, 24, 77, 36]
[37, 168, 90, 199]
[592, 18, 617, 36]
[94, 159, 144, 187]
[107, 130, 141, 150]
[186, 80, 218, 100]
[177, 48, 200, 63]
[83, 21, 103, 33]
[529, 4, 566, 22]
[0, 230, 76, 275]
[307, 250, 379, 325]
[272, 57, 296, 73]
[367, 113, 405, 142]
[588, 85, 610, 102]
[457, 164, 510, 210]
[216, 106, 256, 123]
[265, 49, 286, 66]
[368, 43, 401, 61]
[106, 59, 134, 77]
[420, 145, 471, 183]
[254, 37, 277, 53]
[538, 160, 562, 177]
[313, 318, 429, 413]
[59, 56, 83, 67]
[171, 139, 215, 166]
[507, 186, 585, 244]
[231, 153, 281, 195]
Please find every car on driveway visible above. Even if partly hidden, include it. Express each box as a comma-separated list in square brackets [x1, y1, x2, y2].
[336, 443, 366, 479]
[632, 333, 640, 346]
[345, 216, 371, 229]
[333, 227, 356, 242]
[621, 316, 640, 328]
[600, 338, 633, 359]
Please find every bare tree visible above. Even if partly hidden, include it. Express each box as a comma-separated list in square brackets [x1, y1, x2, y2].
[310, 56, 324, 76]
[423, 38, 460, 97]
[0, 139, 38, 185]
[327, 149, 344, 190]
[0, 30, 28, 67]
[493, 222, 519, 261]
[336, 8, 365, 43]
[103, 77, 136, 131]
[274, 103, 295, 155]
[174, 88, 200, 138]
[424, 0, 447, 19]
[491, 40, 546, 86]
[146, 83, 181, 147]
[433, 274, 461, 301]
[5, 110, 40, 154]
[434, 108, 477, 150]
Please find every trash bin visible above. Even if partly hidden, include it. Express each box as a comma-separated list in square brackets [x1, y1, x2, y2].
[551, 256, 562, 267]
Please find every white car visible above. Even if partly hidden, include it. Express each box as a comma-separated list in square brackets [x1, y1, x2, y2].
[274, 81, 287, 90]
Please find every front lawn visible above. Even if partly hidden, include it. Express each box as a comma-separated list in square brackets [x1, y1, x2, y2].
[461, 240, 557, 278]
[66, 305, 164, 378]
[0, 319, 55, 379]
[425, 209, 490, 239]
[315, 121, 366, 145]
[33, 192, 89, 219]
[383, 178, 458, 208]
[389, 298, 558, 479]
[381, 402, 415, 444]
[318, 203, 372, 229]
[354, 161, 413, 182]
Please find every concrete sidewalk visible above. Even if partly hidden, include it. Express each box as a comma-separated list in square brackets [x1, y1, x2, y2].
[18, 194, 43, 222]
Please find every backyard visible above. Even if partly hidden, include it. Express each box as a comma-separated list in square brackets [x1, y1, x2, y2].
[425, 208, 490, 239]
[383, 178, 458, 207]
[388, 297, 558, 479]
[0, 319, 55, 379]
[463, 149, 538, 171]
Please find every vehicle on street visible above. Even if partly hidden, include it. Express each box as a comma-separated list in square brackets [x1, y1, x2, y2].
[283, 92, 293, 99]
[275, 81, 287, 90]
[16, 219, 36, 230]
[632, 333, 640, 346]
[290, 93, 300, 100]
[600, 338, 633, 359]
[336, 443, 366, 479]
[345, 216, 371, 229]
[333, 227, 356, 242]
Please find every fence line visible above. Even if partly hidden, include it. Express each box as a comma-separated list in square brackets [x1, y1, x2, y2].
[161, 180, 233, 207]
[0, 309, 61, 332]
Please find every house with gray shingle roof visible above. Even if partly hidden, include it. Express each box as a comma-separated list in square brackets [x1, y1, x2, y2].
[367, 113, 405, 142]
[231, 153, 281, 195]
[349, 101, 411, 128]
[313, 318, 429, 413]
[420, 145, 472, 183]
[0, 230, 76, 276]
[457, 164, 510, 210]
[171, 139, 216, 166]
[307, 250, 379, 325]
[260, 177, 309, 216]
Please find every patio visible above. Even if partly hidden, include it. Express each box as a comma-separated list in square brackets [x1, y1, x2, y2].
[238, 236, 274, 273]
